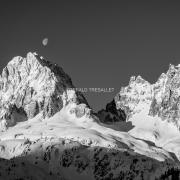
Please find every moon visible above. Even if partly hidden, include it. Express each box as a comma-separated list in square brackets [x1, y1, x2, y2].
[42, 38, 48, 46]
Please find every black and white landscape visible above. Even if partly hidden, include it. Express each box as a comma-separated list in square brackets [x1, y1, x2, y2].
[2, 1, 180, 180]
[0, 52, 179, 179]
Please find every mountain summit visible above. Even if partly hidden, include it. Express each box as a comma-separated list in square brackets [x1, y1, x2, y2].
[0, 52, 88, 130]
[113, 64, 180, 128]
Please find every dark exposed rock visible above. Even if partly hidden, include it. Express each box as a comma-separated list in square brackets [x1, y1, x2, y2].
[97, 99, 126, 123]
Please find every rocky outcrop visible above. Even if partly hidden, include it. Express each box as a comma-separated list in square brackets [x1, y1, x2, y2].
[97, 99, 126, 123]
[0, 52, 88, 130]
[114, 75, 153, 119]
[149, 64, 180, 128]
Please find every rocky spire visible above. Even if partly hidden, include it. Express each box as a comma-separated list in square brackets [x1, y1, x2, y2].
[108, 64, 180, 129]
[0, 52, 88, 130]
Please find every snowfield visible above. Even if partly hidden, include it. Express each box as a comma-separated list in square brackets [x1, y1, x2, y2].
[0, 103, 175, 162]
[0, 105, 178, 180]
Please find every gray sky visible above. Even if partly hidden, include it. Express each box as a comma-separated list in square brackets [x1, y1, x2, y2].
[0, 0, 180, 111]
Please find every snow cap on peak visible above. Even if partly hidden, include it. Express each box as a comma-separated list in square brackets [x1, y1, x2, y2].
[168, 63, 176, 71]
[7, 56, 23, 66]
[135, 75, 147, 84]
[8, 52, 41, 67]
[129, 75, 149, 85]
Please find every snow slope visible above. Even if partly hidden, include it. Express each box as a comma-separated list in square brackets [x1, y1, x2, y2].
[0, 101, 174, 162]
[0, 101, 178, 179]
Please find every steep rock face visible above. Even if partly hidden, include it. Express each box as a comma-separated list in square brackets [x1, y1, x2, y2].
[115, 75, 153, 119]
[112, 64, 180, 128]
[0, 52, 88, 130]
[97, 99, 126, 123]
[99, 75, 152, 123]
[149, 65, 180, 128]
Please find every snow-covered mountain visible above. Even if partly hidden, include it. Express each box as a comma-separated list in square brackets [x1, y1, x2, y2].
[0, 52, 180, 180]
[0, 52, 88, 130]
[114, 64, 180, 125]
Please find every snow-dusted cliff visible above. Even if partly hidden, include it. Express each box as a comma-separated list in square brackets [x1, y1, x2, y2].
[0, 52, 88, 130]
[113, 64, 180, 126]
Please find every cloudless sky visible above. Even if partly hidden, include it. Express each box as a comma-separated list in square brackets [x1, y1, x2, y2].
[0, 0, 180, 111]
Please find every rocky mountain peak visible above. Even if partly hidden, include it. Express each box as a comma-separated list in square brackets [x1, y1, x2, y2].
[98, 63, 180, 128]
[0, 52, 88, 130]
[107, 64, 180, 128]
